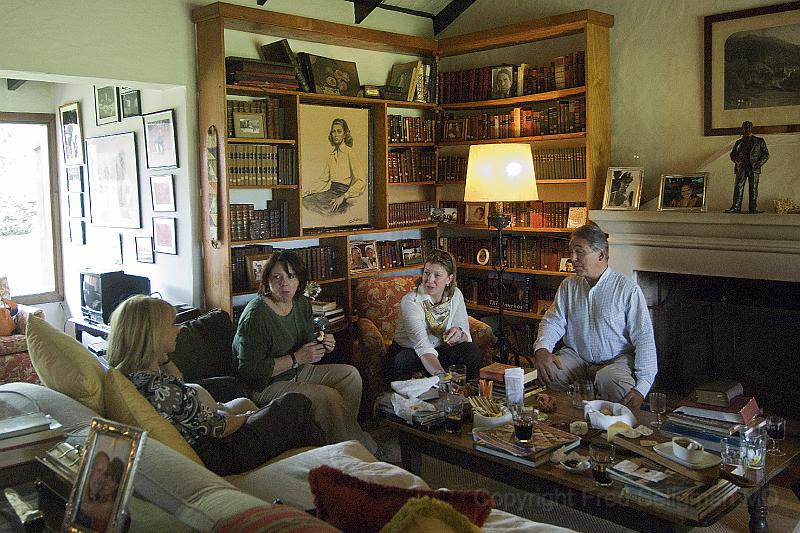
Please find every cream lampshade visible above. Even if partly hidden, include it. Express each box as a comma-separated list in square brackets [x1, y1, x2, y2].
[463, 143, 538, 203]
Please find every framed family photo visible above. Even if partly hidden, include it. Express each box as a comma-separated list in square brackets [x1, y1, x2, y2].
[120, 89, 142, 119]
[658, 173, 709, 212]
[704, 2, 800, 135]
[602, 167, 644, 210]
[86, 132, 141, 228]
[299, 104, 372, 231]
[150, 174, 175, 212]
[59, 102, 85, 165]
[63, 418, 145, 533]
[443, 119, 465, 142]
[232, 112, 265, 138]
[246, 253, 273, 290]
[153, 217, 177, 254]
[349, 240, 379, 273]
[94, 86, 120, 126]
[142, 109, 178, 170]
[465, 202, 488, 225]
[135, 236, 155, 263]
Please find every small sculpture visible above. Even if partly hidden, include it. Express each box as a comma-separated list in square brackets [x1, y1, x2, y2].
[725, 121, 769, 214]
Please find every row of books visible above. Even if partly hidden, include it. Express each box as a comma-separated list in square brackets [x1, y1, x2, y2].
[388, 200, 436, 228]
[489, 201, 586, 230]
[388, 115, 436, 143]
[437, 155, 467, 183]
[532, 147, 586, 180]
[230, 202, 289, 242]
[448, 235, 569, 272]
[388, 149, 435, 183]
[225, 56, 300, 91]
[438, 51, 585, 104]
[372, 238, 435, 270]
[226, 98, 286, 139]
[311, 300, 346, 325]
[225, 144, 296, 186]
[459, 274, 557, 312]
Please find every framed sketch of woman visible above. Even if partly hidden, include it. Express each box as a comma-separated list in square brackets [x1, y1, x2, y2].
[300, 105, 372, 230]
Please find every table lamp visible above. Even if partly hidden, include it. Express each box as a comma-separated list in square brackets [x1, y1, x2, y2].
[464, 143, 538, 364]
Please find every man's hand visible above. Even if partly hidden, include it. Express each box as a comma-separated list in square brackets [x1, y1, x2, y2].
[621, 389, 644, 411]
[533, 348, 562, 385]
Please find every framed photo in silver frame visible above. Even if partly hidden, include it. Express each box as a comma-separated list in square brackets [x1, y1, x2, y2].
[602, 167, 644, 210]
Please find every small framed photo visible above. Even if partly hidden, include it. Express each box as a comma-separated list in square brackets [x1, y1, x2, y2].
[401, 245, 423, 266]
[465, 202, 488, 225]
[68, 193, 85, 218]
[94, 86, 120, 126]
[153, 217, 177, 254]
[69, 220, 86, 245]
[490, 65, 514, 99]
[233, 112, 266, 139]
[67, 166, 84, 192]
[658, 173, 709, 212]
[443, 119, 465, 142]
[135, 236, 155, 263]
[246, 253, 273, 290]
[150, 174, 175, 212]
[59, 102, 85, 165]
[559, 257, 575, 272]
[142, 109, 178, 170]
[602, 167, 644, 210]
[63, 417, 145, 533]
[430, 206, 457, 223]
[349, 240, 379, 273]
[476, 248, 491, 266]
[120, 89, 142, 119]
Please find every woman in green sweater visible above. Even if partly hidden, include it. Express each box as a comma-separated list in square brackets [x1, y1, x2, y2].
[233, 250, 376, 453]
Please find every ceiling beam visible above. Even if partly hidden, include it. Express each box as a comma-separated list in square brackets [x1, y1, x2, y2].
[433, 0, 476, 35]
[354, 0, 382, 24]
[345, 0, 434, 22]
[256, 0, 267, 5]
[7, 79, 26, 91]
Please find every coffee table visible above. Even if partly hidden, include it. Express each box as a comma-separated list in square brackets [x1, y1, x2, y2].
[382, 392, 799, 533]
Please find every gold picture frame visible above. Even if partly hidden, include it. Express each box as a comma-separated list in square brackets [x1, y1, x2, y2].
[246, 253, 273, 291]
[657, 173, 709, 212]
[602, 167, 643, 210]
[233, 111, 266, 139]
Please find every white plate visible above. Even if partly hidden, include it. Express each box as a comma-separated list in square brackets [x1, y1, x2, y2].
[653, 442, 721, 469]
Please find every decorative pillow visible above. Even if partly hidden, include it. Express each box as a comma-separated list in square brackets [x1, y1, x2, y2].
[0, 308, 14, 336]
[104, 368, 203, 465]
[213, 504, 341, 533]
[380, 497, 483, 533]
[26, 315, 105, 414]
[309, 465, 492, 533]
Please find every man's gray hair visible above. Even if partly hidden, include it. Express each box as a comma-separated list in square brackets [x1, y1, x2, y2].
[572, 222, 609, 259]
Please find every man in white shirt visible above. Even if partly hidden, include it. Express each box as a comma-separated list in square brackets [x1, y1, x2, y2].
[532, 223, 657, 410]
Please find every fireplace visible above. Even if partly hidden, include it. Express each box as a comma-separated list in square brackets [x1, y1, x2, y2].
[590, 210, 800, 416]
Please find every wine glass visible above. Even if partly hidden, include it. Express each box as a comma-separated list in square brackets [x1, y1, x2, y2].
[649, 392, 666, 427]
[766, 415, 786, 456]
[589, 442, 615, 487]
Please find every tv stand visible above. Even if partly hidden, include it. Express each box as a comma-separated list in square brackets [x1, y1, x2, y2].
[68, 304, 201, 343]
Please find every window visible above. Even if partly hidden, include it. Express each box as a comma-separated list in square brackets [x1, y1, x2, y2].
[0, 113, 62, 303]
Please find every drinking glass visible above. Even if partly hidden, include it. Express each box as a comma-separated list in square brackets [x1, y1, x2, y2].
[510, 404, 535, 446]
[312, 315, 329, 343]
[742, 429, 767, 469]
[589, 442, 615, 487]
[443, 394, 464, 434]
[766, 415, 786, 457]
[649, 392, 667, 427]
[568, 379, 594, 408]
[719, 437, 744, 466]
[448, 364, 467, 395]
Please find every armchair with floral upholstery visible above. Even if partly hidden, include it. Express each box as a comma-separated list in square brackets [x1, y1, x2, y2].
[0, 276, 44, 384]
[351, 275, 494, 415]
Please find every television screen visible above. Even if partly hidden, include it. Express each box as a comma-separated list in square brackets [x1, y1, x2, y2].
[80, 270, 150, 324]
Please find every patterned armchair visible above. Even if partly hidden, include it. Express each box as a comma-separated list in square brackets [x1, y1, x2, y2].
[351, 275, 494, 415]
[0, 277, 44, 384]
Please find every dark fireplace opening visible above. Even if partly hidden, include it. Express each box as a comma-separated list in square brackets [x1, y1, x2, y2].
[638, 272, 800, 416]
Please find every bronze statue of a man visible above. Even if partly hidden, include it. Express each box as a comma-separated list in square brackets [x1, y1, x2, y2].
[725, 121, 769, 214]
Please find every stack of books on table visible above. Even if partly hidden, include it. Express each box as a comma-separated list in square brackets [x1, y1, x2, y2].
[479, 363, 541, 401]
[660, 381, 762, 452]
[311, 300, 345, 326]
[0, 412, 64, 469]
[611, 458, 741, 521]
[472, 423, 579, 467]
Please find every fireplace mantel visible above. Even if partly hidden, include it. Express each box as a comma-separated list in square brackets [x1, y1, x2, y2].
[589, 210, 800, 283]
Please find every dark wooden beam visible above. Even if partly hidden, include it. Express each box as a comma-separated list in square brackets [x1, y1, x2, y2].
[354, 0, 382, 24]
[433, 0, 476, 35]
[256, 0, 267, 5]
[345, 0, 434, 21]
[7, 79, 26, 91]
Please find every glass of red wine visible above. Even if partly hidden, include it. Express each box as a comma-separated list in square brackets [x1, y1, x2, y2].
[765, 415, 786, 457]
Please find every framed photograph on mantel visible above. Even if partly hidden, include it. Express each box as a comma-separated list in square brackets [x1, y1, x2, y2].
[658, 173, 709, 212]
[704, 2, 800, 135]
[602, 167, 643, 210]
[299, 104, 371, 232]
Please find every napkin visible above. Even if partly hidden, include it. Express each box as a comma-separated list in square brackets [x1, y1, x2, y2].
[390, 375, 440, 398]
[390, 393, 436, 423]
[583, 399, 637, 430]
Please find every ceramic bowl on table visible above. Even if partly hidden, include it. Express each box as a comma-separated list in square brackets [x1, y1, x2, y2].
[671, 437, 705, 464]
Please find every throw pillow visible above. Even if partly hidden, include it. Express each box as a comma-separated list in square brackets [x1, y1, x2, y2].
[308, 465, 492, 533]
[104, 368, 203, 465]
[26, 315, 105, 414]
[213, 504, 340, 533]
[380, 497, 483, 533]
[0, 308, 14, 336]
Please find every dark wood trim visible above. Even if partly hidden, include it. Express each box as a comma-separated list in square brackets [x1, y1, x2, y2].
[433, 0, 477, 35]
[6, 79, 26, 91]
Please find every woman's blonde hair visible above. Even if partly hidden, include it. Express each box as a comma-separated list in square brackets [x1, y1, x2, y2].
[417, 249, 458, 300]
[107, 295, 176, 375]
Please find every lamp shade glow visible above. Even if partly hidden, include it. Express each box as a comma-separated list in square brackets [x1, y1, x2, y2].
[463, 144, 538, 202]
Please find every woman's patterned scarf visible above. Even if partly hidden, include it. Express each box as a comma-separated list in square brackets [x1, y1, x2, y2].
[422, 295, 451, 339]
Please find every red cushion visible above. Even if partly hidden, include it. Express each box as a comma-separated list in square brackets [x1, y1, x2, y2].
[213, 504, 341, 533]
[308, 465, 492, 533]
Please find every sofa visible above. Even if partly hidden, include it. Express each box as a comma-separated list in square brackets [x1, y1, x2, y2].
[0, 302, 44, 385]
[12, 314, 573, 532]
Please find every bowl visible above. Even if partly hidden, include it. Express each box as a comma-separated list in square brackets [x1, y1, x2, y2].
[559, 458, 594, 473]
[672, 437, 705, 463]
[473, 407, 512, 428]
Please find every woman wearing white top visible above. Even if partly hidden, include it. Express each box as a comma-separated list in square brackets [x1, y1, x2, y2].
[385, 249, 483, 383]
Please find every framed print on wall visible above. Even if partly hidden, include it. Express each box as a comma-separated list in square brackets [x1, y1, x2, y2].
[94, 85, 120, 125]
[658, 173, 709, 212]
[66, 166, 84, 192]
[142, 109, 178, 170]
[59, 101, 85, 165]
[602, 167, 644, 210]
[153, 216, 177, 254]
[68, 193, 84, 218]
[150, 174, 175, 212]
[69, 220, 86, 245]
[120, 88, 142, 118]
[86, 132, 141, 228]
[135, 236, 155, 263]
[299, 104, 372, 231]
[704, 2, 800, 135]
